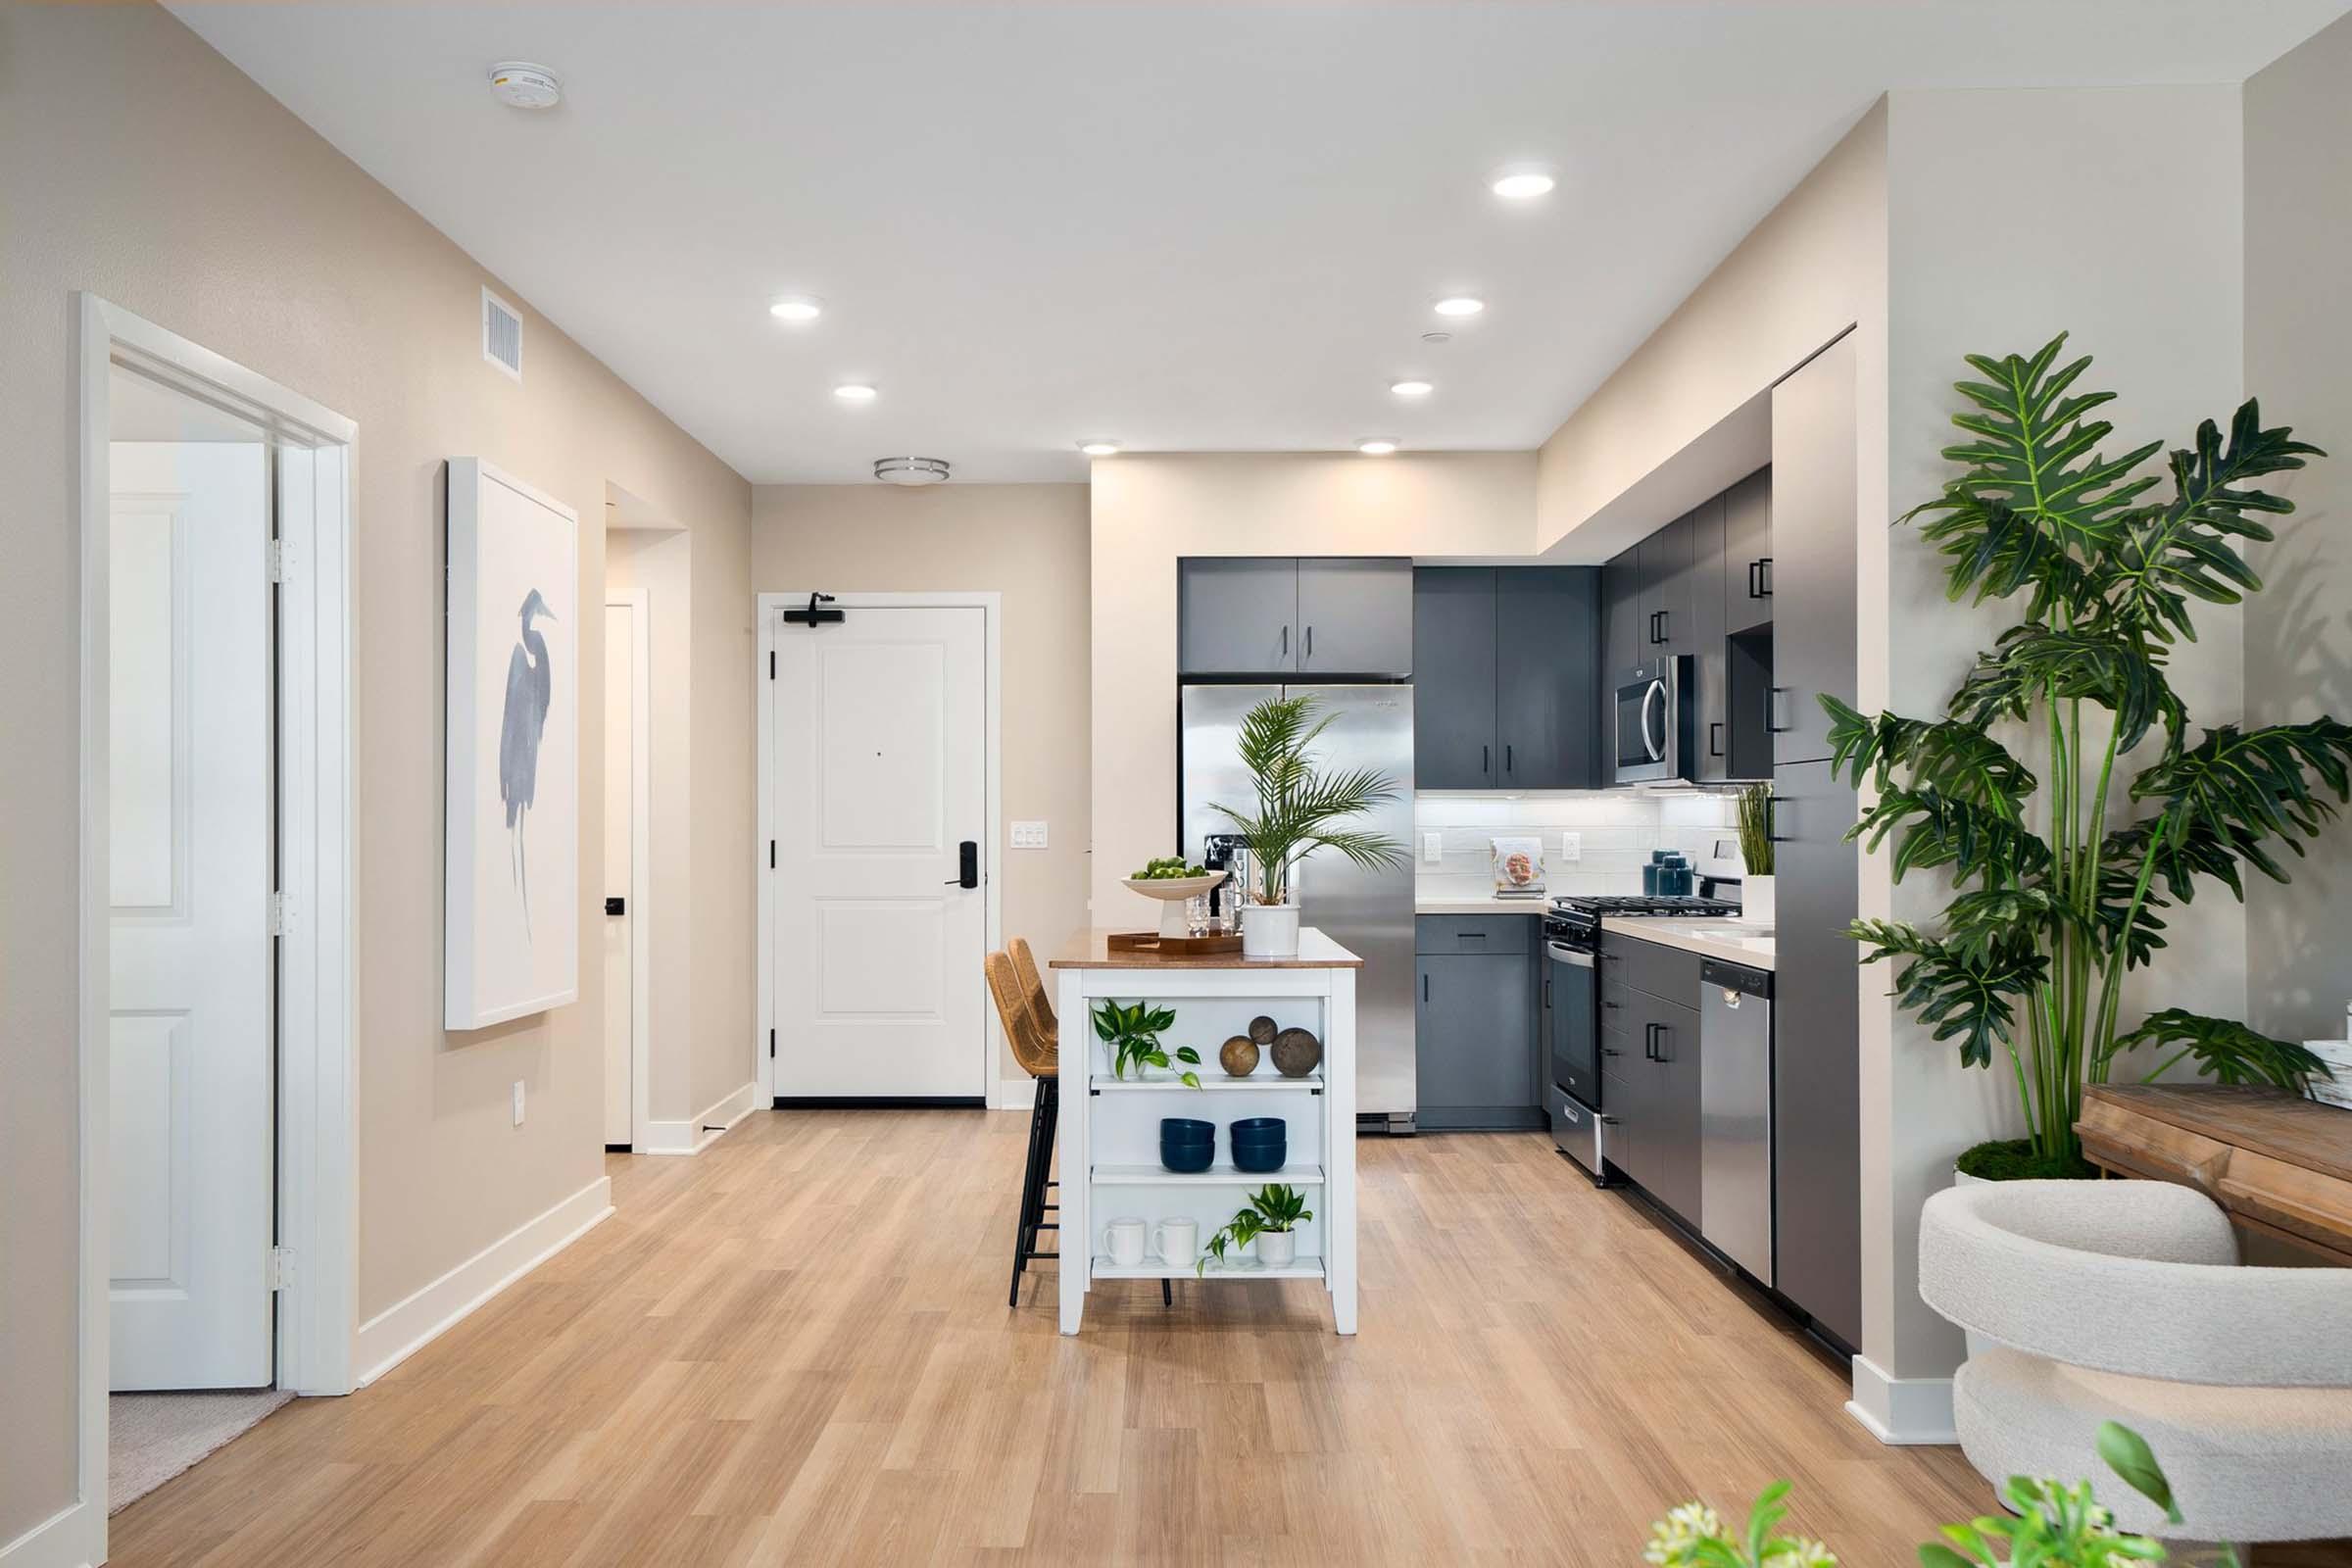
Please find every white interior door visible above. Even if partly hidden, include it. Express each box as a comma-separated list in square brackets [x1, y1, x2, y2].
[603, 601, 634, 1146]
[771, 605, 988, 1100]
[109, 440, 274, 1391]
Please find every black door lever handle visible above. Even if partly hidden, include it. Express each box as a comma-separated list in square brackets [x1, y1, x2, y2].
[946, 840, 980, 889]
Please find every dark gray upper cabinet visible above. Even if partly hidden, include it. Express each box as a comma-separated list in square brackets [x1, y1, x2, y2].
[1179, 556, 1410, 676]
[1178, 558, 1298, 673]
[1602, 549, 1643, 685]
[1770, 335, 1858, 765]
[1639, 514, 1693, 661]
[1725, 466, 1773, 635]
[1412, 566, 1598, 791]
[1496, 568, 1599, 790]
[1298, 558, 1413, 674]
[1412, 568, 1499, 789]
[1688, 495, 1731, 782]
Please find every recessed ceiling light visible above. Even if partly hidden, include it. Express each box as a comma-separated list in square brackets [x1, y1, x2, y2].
[769, 296, 823, 322]
[1390, 380, 1434, 398]
[1079, 440, 1121, 457]
[1490, 170, 1557, 200]
[833, 383, 878, 402]
[1433, 296, 1485, 318]
[1357, 439, 1399, 456]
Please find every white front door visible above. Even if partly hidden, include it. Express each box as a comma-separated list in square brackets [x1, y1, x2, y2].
[770, 604, 988, 1100]
[603, 601, 634, 1146]
[109, 441, 275, 1391]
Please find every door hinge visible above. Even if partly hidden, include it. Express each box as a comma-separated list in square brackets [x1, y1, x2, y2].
[270, 1245, 294, 1291]
[268, 891, 289, 937]
[768, 1028, 776, 1059]
[267, 539, 287, 583]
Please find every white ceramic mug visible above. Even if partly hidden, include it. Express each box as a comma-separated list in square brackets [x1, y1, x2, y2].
[1152, 1217, 1199, 1266]
[1103, 1217, 1147, 1267]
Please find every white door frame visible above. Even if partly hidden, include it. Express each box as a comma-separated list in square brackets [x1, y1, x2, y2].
[72, 293, 359, 1555]
[756, 592, 1007, 1108]
[609, 590, 654, 1151]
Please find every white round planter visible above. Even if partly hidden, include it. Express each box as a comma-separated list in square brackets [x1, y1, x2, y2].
[1255, 1229, 1298, 1268]
[1241, 902, 1300, 959]
[1952, 1166, 1995, 1361]
[1741, 874, 1776, 922]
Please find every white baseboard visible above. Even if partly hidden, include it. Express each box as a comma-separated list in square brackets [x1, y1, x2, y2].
[992, 1074, 1037, 1111]
[1846, 1353, 1958, 1446]
[640, 1081, 760, 1155]
[354, 1175, 612, 1387]
[0, 1500, 93, 1568]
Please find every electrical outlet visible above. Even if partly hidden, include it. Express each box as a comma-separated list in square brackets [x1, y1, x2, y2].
[1422, 832, 1444, 864]
[1560, 831, 1581, 862]
[512, 1080, 525, 1127]
[1009, 820, 1050, 850]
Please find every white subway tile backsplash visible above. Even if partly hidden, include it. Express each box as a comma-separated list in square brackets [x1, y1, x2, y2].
[1415, 787, 1752, 894]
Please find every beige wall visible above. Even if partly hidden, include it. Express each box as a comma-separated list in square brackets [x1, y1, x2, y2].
[1088, 452, 1540, 919]
[750, 483, 1092, 1080]
[2245, 13, 2352, 1041]
[0, 4, 753, 1542]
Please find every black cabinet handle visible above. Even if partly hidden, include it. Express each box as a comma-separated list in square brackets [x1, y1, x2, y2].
[1601, 998, 1622, 1010]
[1642, 1022, 1659, 1060]
[1422, 972, 1429, 1004]
[1746, 561, 1757, 599]
[1647, 610, 1662, 645]
[1708, 720, 1724, 758]
[1504, 743, 1514, 773]
[1656, 610, 1669, 644]
[945, 840, 979, 888]
[1758, 557, 1773, 597]
[1765, 794, 1789, 845]
[1280, 625, 1289, 659]
[605, 896, 625, 916]
[1304, 625, 1312, 661]
[1483, 743, 1491, 775]
[1654, 1023, 1671, 1062]
[1767, 686, 1790, 734]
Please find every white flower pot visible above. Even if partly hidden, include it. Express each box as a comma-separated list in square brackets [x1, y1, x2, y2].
[1255, 1229, 1298, 1268]
[1952, 1166, 1995, 1361]
[1741, 874, 1775, 922]
[1241, 902, 1300, 959]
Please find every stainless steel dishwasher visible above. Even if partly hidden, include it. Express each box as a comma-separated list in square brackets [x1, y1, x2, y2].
[1699, 958, 1773, 1284]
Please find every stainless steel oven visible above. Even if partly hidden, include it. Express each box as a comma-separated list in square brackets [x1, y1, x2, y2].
[1613, 655, 1693, 785]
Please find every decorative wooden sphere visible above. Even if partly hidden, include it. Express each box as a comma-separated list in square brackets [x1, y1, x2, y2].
[1271, 1026, 1322, 1078]
[1219, 1036, 1260, 1077]
[1248, 1014, 1277, 1045]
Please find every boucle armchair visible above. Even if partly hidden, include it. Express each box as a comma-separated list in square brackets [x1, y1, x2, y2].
[1917, 1177, 2352, 1544]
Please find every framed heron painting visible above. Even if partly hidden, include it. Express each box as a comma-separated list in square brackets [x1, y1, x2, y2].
[445, 458, 579, 1028]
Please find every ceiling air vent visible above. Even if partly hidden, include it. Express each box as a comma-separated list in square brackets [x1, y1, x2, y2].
[481, 287, 523, 380]
[874, 457, 950, 486]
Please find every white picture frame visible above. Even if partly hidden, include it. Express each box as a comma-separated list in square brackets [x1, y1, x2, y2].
[445, 458, 579, 1028]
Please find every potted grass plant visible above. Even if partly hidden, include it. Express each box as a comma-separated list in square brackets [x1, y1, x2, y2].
[1207, 693, 1406, 958]
[1830, 334, 2336, 1184]
[1736, 783, 1775, 921]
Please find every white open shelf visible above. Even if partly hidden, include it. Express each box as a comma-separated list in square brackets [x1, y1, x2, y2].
[1090, 1071, 1322, 1094]
[1092, 1162, 1326, 1187]
[1090, 1252, 1326, 1282]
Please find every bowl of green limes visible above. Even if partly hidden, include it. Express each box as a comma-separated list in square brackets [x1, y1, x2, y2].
[1122, 858, 1226, 938]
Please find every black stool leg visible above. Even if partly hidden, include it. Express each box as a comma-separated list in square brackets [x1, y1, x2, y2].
[1008, 1080, 1050, 1306]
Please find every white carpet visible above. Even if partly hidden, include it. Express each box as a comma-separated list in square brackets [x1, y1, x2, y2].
[110, 1389, 294, 1514]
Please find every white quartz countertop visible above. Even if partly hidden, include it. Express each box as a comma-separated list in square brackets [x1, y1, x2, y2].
[1414, 893, 1549, 916]
[1600, 915, 1776, 970]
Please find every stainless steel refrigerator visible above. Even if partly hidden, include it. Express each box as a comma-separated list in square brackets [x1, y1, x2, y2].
[1179, 683, 1416, 1127]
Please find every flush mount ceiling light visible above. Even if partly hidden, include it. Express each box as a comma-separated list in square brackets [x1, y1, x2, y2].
[833, 383, 878, 402]
[1433, 296, 1486, 318]
[488, 62, 562, 110]
[768, 296, 823, 322]
[1389, 380, 1434, 398]
[1357, 439, 1399, 456]
[874, 456, 951, 486]
[1490, 168, 1557, 200]
[1078, 440, 1121, 457]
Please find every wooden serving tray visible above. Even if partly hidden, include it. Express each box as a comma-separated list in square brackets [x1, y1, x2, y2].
[1106, 931, 1243, 956]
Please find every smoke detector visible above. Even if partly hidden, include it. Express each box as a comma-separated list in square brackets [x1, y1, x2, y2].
[874, 457, 951, 487]
[489, 62, 563, 110]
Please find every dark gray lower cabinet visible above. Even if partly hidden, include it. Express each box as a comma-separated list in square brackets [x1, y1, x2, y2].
[1599, 937, 1703, 1227]
[1414, 917, 1543, 1130]
[1771, 759, 1862, 1348]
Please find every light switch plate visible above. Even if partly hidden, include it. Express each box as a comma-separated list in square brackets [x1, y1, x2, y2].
[1009, 820, 1049, 850]
[1421, 832, 1444, 864]
[1560, 831, 1582, 862]
[512, 1080, 525, 1127]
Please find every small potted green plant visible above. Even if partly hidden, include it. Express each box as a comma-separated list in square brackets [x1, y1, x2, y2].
[1092, 1000, 1200, 1087]
[1736, 783, 1775, 922]
[1200, 1183, 1312, 1272]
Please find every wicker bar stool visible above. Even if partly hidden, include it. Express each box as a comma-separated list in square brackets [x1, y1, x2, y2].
[1007, 936, 1056, 1043]
[987, 950, 1061, 1306]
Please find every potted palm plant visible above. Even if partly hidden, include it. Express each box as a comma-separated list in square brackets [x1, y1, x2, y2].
[1208, 693, 1406, 958]
[1831, 334, 2337, 1183]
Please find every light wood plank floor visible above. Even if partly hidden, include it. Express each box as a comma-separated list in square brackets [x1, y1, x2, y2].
[111, 1109, 2000, 1565]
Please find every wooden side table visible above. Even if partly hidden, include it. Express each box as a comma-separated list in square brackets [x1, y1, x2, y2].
[2077, 1084, 2352, 1265]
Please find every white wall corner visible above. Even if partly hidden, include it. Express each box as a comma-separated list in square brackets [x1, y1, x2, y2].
[993, 1073, 1038, 1111]
[1845, 1353, 1958, 1446]
[0, 1498, 95, 1568]
[354, 1175, 612, 1387]
[641, 1081, 760, 1155]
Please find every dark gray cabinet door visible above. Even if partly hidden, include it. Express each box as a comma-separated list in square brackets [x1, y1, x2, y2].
[1770, 335, 1858, 764]
[1640, 513, 1693, 661]
[1771, 757, 1863, 1348]
[1688, 495, 1731, 783]
[1725, 466, 1773, 635]
[1644, 999, 1704, 1226]
[1599, 1020, 1644, 1186]
[1411, 568, 1498, 789]
[1496, 567, 1599, 789]
[1178, 558, 1298, 674]
[1603, 548, 1642, 685]
[1298, 558, 1412, 674]
[1416, 950, 1543, 1130]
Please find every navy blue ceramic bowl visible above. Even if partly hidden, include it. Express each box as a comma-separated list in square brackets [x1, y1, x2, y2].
[1159, 1117, 1214, 1144]
[1228, 1117, 1284, 1142]
[1161, 1141, 1215, 1174]
[1228, 1116, 1287, 1173]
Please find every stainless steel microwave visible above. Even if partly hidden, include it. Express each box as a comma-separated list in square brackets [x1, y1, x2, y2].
[1614, 656, 1694, 784]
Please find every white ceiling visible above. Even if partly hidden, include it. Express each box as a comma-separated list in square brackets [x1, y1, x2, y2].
[171, 2, 2345, 484]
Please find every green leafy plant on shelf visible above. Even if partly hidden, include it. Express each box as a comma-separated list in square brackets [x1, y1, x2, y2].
[1092, 999, 1200, 1088]
[1828, 334, 2336, 1179]
[1199, 1183, 1312, 1275]
[1642, 1421, 2237, 1567]
[1207, 693, 1406, 906]
[1737, 783, 1775, 876]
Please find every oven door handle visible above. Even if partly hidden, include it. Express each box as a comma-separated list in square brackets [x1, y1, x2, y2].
[1545, 942, 1594, 968]
[1642, 679, 1667, 761]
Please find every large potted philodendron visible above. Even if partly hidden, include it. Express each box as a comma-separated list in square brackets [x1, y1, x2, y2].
[1831, 335, 2337, 1188]
[1209, 693, 1406, 959]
